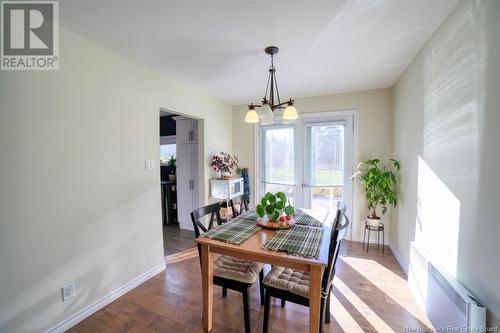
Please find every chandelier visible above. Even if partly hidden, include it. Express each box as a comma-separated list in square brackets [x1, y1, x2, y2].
[244, 46, 299, 125]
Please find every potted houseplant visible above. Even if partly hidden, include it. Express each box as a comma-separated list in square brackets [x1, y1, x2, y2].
[256, 192, 295, 224]
[168, 156, 176, 182]
[351, 159, 400, 227]
[210, 152, 238, 179]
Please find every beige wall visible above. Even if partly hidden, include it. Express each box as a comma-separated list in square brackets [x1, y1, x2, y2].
[392, 0, 500, 326]
[0, 27, 232, 332]
[232, 88, 393, 242]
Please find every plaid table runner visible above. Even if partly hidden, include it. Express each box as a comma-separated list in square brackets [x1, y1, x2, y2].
[293, 209, 324, 228]
[202, 217, 261, 245]
[263, 225, 324, 258]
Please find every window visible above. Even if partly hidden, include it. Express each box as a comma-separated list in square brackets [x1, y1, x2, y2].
[258, 114, 353, 214]
[261, 126, 296, 205]
[160, 144, 176, 164]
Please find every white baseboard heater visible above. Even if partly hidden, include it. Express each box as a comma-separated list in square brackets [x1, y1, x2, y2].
[408, 242, 486, 331]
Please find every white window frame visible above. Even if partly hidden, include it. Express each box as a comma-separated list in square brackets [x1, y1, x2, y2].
[253, 110, 359, 240]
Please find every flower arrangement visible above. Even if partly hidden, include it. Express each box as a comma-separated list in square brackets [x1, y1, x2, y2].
[210, 152, 238, 177]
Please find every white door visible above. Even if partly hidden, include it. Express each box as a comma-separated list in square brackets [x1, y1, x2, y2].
[176, 143, 197, 230]
[301, 118, 353, 215]
[259, 115, 354, 219]
[175, 118, 197, 144]
[259, 125, 298, 205]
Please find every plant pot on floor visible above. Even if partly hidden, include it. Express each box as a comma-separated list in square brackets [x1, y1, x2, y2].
[366, 216, 381, 227]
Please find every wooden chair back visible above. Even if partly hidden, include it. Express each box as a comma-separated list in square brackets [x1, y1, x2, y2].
[190, 202, 222, 238]
[321, 201, 349, 293]
[230, 194, 250, 217]
[191, 202, 223, 266]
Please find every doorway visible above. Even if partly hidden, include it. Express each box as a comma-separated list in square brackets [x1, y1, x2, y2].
[159, 109, 200, 256]
[257, 112, 355, 235]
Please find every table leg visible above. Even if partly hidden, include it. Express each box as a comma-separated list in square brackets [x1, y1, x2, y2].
[201, 244, 213, 332]
[309, 265, 323, 333]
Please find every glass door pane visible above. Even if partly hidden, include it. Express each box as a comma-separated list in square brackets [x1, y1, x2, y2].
[261, 126, 296, 205]
[304, 123, 345, 211]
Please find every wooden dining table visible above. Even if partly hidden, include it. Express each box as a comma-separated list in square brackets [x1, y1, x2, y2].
[195, 209, 333, 333]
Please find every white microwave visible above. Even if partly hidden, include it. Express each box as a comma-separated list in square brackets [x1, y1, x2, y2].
[210, 177, 244, 199]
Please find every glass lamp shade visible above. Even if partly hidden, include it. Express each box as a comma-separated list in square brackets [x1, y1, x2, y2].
[259, 103, 274, 125]
[244, 109, 259, 123]
[283, 104, 299, 120]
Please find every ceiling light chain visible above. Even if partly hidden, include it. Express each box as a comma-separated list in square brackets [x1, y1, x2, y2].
[244, 46, 299, 125]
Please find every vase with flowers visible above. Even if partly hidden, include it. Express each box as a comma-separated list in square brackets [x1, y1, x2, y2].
[210, 152, 238, 179]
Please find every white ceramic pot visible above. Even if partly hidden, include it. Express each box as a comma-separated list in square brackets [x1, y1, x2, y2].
[366, 216, 381, 227]
[221, 171, 231, 179]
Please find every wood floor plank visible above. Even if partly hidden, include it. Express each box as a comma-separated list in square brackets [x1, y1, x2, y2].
[67, 241, 432, 333]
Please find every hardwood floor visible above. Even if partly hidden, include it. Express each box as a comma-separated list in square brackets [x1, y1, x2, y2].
[162, 224, 196, 256]
[69, 241, 432, 333]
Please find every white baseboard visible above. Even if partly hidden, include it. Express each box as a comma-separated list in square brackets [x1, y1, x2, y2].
[46, 262, 166, 333]
[389, 243, 409, 276]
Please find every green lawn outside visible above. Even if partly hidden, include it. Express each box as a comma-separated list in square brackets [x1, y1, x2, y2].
[266, 168, 343, 185]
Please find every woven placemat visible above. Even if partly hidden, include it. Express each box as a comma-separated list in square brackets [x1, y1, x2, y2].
[293, 209, 324, 228]
[263, 225, 324, 258]
[202, 218, 261, 245]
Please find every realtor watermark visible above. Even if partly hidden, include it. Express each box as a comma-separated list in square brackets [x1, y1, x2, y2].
[404, 326, 498, 332]
[1, 0, 59, 70]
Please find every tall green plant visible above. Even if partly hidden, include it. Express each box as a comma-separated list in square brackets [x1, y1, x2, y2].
[351, 159, 400, 219]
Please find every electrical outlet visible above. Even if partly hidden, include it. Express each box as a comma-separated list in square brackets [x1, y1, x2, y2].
[145, 159, 155, 171]
[61, 282, 75, 302]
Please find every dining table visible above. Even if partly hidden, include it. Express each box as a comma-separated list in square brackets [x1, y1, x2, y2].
[195, 209, 333, 333]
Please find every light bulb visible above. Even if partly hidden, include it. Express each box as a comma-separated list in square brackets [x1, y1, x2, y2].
[283, 104, 298, 120]
[259, 103, 274, 125]
[244, 108, 259, 123]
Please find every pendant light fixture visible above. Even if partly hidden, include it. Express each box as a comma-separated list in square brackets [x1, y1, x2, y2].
[244, 46, 299, 124]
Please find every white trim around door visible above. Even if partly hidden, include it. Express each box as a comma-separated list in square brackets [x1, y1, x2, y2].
[253, 110, 359, 241]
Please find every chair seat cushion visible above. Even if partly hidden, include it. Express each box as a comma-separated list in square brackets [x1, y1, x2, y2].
[214, 255, 263, 284]
[263, 266, 310, 298]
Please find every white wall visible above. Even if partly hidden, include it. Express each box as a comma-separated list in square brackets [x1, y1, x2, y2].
[0, 27, 232, 332]
[392, 0, 500, 326]
[232, 88, 393, 242]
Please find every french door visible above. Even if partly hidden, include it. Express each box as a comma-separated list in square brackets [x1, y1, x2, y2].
[258, 114, 354, 221]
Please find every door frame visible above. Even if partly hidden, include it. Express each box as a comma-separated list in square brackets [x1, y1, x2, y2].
[160, 108, 204, 230]
[253, 109, 359, 241]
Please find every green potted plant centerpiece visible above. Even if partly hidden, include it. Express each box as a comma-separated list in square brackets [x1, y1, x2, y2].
[351, 159, 400, 227]
[256, 192, 295, 225]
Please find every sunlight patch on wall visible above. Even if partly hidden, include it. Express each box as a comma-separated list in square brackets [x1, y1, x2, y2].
[416, 156, 460, 277]
[417, 0, 479, 279]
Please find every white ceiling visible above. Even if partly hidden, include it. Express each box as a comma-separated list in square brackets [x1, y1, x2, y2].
[60, 0, 458, 105]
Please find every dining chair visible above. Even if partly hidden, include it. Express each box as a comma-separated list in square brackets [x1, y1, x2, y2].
[190, 202, 265, 333]
[261, 201, 350, 333]
[230, 194, 250, 217]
